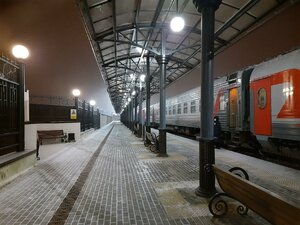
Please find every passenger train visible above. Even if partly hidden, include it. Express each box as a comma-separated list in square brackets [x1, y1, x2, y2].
[140, 48, 300, 161]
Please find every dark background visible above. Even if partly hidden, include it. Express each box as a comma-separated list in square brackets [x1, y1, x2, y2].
[1, 1, 299, 112]
[0, 0, 115, 115]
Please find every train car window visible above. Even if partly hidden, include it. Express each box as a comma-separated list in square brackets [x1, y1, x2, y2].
[169, 106, 172, 115]
[177, 104, 182, 114]
[173, 105, 176, 114]
[183, 102, 188, 114]
[191, 100, 196, 113]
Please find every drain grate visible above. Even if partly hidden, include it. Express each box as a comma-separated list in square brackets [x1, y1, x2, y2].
[48, 126, 114, 225]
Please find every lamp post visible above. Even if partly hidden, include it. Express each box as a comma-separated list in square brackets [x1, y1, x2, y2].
[72, 89, 81, 122]
[12, 44, 29, 152]
[89, 100, 96, 128]
[72, 89, 81, 108]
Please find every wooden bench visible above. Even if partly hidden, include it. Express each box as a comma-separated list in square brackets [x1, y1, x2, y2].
[209, 165, 300, 225]
[37, 130, 65, 145]
[144, 131, 159, 153]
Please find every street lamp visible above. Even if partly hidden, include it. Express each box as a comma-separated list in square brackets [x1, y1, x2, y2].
[72, 89, 81, 97]
[11, 44, 30, 152]
[72, 89, 81, 119]
[12, 45, 30, 59]
[89, 100, 96, 106]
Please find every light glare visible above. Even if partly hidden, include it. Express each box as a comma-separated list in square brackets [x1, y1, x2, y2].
[72, 89, 81, 97]
[89, 100, 96, 106]
[12, 45, 29, 59]
[140, 74, 146, 82]
[170, 16, 185, 32]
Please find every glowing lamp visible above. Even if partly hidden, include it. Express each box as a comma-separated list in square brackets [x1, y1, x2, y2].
[12, 45, 30, 59]
[170, 16, 185, 32]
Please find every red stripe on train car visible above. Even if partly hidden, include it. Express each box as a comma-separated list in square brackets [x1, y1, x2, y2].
[272, 69, 300, 119]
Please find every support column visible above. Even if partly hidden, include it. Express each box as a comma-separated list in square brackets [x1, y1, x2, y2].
[134, 95, 138, 123]
[155, 28, 169, 157]
[145, 54, 151, 142]
[138, 84, 143, 138]
[18, 63, 25, 152]
[129, 101, 133, 131]
[193, 0, 221, 197]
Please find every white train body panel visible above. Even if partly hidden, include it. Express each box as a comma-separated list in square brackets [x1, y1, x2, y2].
[250, 49, 300, 142]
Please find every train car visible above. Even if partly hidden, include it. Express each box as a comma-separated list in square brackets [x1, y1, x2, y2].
[144, 48, 299, 160]
[213, 68, 256, 147]
[250, 49, 300, 160]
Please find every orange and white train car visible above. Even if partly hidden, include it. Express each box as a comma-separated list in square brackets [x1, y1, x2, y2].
[250, 48, 300, 159]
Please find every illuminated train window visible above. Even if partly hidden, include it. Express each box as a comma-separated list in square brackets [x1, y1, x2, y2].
[257, 88, 267, 109]
[183, 103, 188, 114]
[177, 104, 182, 114]
[191, 100, 196, 113]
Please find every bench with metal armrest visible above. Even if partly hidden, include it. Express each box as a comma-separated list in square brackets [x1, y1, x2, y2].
[144, 131, 159, 153]
[209, 165, 300, 225]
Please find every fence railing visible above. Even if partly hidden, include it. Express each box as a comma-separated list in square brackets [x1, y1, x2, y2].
[0, 56, 24, 156]
[29, 95, 100, 131]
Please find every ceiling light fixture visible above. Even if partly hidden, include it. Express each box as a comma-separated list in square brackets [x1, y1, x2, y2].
[140, 74, 146, 82]
[170, 0, 185, 32]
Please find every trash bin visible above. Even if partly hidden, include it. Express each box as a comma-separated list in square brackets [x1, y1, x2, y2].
[68, 133, 75, 142]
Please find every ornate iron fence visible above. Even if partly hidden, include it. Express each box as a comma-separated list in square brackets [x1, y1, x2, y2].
[0, 56, 24, 156]
[30, 95, 100, 132]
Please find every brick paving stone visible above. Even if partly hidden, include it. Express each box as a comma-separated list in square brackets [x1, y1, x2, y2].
[0, 125, 113, 225]
[0, 122, 298, 225]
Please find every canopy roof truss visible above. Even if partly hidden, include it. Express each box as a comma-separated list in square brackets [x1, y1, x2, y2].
[77, 0, 291, 113]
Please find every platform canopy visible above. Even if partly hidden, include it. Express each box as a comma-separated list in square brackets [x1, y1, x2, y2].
[77, 0, 289, 113]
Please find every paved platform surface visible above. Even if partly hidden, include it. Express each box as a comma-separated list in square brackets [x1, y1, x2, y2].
[0, 122, 299, 225]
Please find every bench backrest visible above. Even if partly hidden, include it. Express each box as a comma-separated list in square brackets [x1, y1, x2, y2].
[145, 132, 156, 143]
[37, 130, 64, 137]
[214, 166, 300, 225]
[146, 132, 153, 142]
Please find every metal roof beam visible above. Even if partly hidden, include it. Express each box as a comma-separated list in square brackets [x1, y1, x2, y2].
[89, 0, 111, 9]
[215, 0, 260, 37]
[95, 23, 202, 39]
[100, 38, 159, 55]
[102, 54, 193, 68]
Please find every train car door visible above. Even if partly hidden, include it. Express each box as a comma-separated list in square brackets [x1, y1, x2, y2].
[252, 77, 271, 135]
[229, 88, 238, 128]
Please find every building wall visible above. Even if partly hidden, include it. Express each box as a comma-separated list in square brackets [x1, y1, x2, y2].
[165, 3, 300, 98]
[25, 123, 81, 150]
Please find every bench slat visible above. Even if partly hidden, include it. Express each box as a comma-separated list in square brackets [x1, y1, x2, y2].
[214, 166, 300, 225]
[37, 130, 64, 144]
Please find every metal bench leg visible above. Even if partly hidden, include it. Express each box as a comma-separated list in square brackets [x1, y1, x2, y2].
[209, 193, 229, 217]
[209, 192, 248, 217]
[36, 140, 40, 160]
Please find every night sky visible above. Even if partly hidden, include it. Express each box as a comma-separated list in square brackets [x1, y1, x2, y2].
[0, 0, 115, 115]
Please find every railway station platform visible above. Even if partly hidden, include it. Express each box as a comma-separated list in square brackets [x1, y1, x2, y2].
[0, 122, 299, 225]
